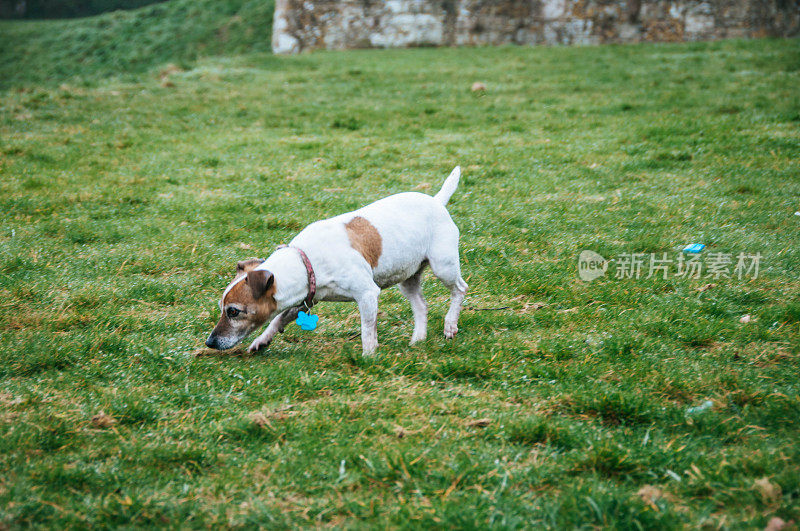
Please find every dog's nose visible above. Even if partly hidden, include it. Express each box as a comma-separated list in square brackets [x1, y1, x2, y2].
[205, 335, 216, 348]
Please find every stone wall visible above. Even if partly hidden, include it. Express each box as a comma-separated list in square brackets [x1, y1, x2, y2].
[272, 0, 799, 54]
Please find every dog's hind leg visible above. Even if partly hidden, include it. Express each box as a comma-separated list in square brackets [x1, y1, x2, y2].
[399, 270, 427, 344]
[440, 275, 467, 339]
[428, 227, 468, 339]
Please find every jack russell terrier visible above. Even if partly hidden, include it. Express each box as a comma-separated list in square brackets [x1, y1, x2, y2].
[205, 166, 467, 356]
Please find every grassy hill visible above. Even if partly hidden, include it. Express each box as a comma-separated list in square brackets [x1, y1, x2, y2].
[0, 0, 274, 89]
[1, 7, 799, 527]
[1, 0, 168, 19]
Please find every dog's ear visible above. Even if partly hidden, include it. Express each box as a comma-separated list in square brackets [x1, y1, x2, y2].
[246, 269, 274, 299]
[237, 258, 265, 275]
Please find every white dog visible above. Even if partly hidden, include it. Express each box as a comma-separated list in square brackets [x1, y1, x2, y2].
[205, 166, 467, 356]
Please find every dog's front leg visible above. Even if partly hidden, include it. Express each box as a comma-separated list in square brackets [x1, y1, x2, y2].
[356, 287, 381, 357]
[248, 308, 301, 353]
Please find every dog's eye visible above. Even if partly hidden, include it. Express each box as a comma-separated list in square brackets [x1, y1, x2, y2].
[226, 307, 241, 318]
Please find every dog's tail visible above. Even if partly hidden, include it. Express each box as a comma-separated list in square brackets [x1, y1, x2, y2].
[434, 166, 461, 206]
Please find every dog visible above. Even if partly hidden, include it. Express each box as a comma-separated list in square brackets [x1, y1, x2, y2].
[205, 166, 467, 356]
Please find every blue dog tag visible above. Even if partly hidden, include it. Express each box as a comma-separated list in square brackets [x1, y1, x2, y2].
[296, 311, 319, 331]
[682, 244, 706, 253]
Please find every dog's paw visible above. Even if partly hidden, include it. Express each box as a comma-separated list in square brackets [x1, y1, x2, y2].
[248, 337, 271, 353]
[409, 335, 426, 345]
[361, 342, 378, 357]
[444, 322, 458, 339]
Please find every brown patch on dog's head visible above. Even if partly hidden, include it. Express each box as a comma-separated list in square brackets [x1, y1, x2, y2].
[205, 267, 277, 350]
[222, 270, 277, 321]
[345, 216, 382, 268]
[237, 258, 265, 275]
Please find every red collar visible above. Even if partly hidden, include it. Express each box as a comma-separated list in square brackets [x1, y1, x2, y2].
[277, 245, 316, 309]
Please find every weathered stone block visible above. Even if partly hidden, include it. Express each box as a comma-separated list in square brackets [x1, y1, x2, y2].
[272, 0, 800, 53]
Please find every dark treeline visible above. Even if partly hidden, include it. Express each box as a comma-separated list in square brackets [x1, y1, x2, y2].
[0, 0, 167, 18]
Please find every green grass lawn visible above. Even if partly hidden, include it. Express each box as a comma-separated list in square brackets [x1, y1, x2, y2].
[1, 36, 799, 528]
[0, 0, 274, 90]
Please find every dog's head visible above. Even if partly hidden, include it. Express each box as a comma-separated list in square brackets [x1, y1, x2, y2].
[205, 258, 277, 350]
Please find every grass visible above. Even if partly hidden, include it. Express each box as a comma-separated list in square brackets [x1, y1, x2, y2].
[0, 0, 274, 89]
[1, 29, 799, 527]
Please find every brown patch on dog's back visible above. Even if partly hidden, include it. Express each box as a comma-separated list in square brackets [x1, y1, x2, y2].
[345, 216, 382, 268]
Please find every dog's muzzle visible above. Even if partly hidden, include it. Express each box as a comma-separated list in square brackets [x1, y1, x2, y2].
[205, 334, 219, 349]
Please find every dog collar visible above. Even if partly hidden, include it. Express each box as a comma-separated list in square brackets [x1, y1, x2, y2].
[277, 244, 316, 309]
